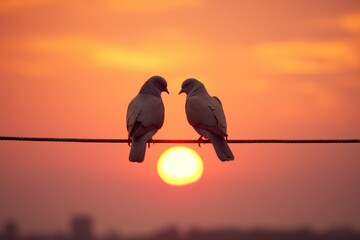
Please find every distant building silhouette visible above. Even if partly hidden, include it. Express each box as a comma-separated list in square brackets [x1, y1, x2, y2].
[103, 231, 122, 240]
[71, 216, 93, 240]
[151, 226, 181, 240]
[2, 221, 19, 240]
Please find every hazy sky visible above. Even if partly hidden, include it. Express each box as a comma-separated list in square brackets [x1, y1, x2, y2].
[1, 0, 360, 236]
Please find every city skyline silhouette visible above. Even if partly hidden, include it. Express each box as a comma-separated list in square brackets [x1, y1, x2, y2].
[1, 215, 360, 240]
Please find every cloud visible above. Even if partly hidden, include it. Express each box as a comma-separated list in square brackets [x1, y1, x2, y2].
[337, 12, 360, 33]
[0, 59, 57, 77]
[104, 0, 203, 12]
[0, 0, 203, 13]
[0, 0, 52, 12]
[21, 34, 209, 72]
[27, 36, 171, 70]
[315, 11, 360, 33]
[252, 40, 360, 74]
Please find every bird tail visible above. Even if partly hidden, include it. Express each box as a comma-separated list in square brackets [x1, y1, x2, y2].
[129, 136, 148, 162]
[207, 133, 234, 161]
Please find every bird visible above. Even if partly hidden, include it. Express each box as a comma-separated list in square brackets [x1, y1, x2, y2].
[126, 76, 169, 162]
[179, 78, 234, 161]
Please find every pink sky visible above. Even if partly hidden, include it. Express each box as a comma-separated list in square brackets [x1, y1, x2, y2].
[0, 0, 360, 236]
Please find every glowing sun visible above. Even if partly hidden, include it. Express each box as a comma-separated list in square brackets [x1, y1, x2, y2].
[157, 146, 204, 186]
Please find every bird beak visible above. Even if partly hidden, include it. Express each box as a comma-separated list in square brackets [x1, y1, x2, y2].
[178, 89, 184, 95]
[165, 88, 170, 94]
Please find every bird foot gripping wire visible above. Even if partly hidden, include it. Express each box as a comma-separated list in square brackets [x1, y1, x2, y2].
[197, 136, 206, 147]
[127, 138, 153, 148]
[147, 138, 154, 148]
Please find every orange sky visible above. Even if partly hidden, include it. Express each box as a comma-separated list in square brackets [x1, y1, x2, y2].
[0, 0, 360, 236]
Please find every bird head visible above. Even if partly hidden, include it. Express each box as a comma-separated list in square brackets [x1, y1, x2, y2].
[178, 78, 204, 95]
[148, 75, 169, 94]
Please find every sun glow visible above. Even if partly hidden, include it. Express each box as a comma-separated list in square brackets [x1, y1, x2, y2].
[157, 146, 204, 186]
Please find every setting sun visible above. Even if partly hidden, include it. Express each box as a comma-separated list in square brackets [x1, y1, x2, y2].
[157, 146, 204, 186]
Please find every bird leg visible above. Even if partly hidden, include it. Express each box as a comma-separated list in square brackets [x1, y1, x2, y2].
[148, 138, 154, 148]
[197, 136, 205, 147]
[127, 138, 131, 147]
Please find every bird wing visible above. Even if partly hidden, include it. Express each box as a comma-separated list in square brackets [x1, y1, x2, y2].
[185, 96, 227, 136]
[186, 95, 217, 127]
[186, 95, 227, 136]
[127, 94, 164, 138]
[210, 96, 227, 129]
[126, 96, 142, 137]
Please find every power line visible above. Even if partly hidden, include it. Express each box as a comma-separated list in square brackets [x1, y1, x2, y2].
[0, 136, 359, 144]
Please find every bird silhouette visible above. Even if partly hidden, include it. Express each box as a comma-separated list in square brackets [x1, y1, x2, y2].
[126, 76, 169, 162]
[179, 78, 234, 161]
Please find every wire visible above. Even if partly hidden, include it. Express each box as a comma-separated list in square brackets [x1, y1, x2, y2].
[0, 136, 359, 144]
